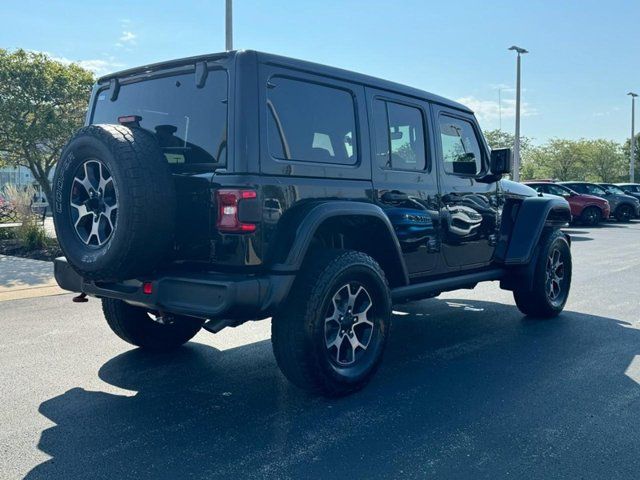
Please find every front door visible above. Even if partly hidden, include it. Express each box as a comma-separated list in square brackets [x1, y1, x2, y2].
[367, 88, 441, 277]
[433, 106, 499, 270]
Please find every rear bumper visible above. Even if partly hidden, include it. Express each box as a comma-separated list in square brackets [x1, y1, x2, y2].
[54, 258, 294, 320]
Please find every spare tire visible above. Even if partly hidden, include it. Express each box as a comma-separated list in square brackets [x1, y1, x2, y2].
[53, 124, 176, 281]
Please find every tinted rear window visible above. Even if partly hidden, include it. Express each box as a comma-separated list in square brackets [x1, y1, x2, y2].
[91, 69, 228, 168]
[267, 77, 357, 165]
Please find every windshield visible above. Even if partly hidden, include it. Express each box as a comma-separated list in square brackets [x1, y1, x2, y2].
[583, 184, 607, 195]
[603, 185, 626, 195]
[91, 69, 228, 169]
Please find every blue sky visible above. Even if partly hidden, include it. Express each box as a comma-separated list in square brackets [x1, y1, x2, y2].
[2, 0, 639, 144]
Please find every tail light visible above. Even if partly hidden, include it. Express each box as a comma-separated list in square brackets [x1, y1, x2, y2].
[215, 189, 257, 233]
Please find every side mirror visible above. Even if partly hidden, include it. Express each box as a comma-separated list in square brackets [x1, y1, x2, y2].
[490, 148, 512, 176]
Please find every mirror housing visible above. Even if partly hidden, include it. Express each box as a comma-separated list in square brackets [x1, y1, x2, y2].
[490, 148, 512, 176]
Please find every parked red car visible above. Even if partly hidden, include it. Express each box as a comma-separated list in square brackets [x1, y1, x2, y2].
[524, 181, 610, 225]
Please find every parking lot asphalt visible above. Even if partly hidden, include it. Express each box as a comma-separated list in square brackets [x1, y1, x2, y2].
[1, 221, 640, 479]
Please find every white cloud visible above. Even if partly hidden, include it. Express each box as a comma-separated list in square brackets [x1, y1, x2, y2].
[118, 31, 136, 45]
[456, 96, 537, 122]
[29, 50, 124, 76]
[489, 83, 514, 91]
[76, 59, 124, 76]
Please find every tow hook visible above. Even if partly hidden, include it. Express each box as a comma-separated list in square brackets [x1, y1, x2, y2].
[72, 293, 89, 303]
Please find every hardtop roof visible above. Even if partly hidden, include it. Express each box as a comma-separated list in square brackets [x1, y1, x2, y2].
[97, 49, 472, 114]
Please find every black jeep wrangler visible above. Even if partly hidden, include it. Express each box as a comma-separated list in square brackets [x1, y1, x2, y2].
[53, 50, 572, 396]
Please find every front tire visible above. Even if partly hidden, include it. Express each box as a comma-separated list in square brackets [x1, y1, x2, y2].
[580, 206, 601, 226]
[615, 204, 633, 222]
[102, 299, 203, 351]
[271, 250, 391, 396]
[513, 229, 572, 318]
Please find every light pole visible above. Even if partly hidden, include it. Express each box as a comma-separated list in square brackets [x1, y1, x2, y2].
[225, 0, 233, 51]
[498, 88, 502, 131]
[628, 92, 637, 183]
[509, 46, 528, 182]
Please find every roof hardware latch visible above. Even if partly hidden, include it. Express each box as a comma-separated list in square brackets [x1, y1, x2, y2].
[195, 62, 209, 88]
[109, 78, 121, 101]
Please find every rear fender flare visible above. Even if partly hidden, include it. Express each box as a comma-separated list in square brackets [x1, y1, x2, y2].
[270, 201, 409, 286]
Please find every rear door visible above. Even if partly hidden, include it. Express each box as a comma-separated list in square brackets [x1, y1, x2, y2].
[367, 88, 441, 277]
[432, 106, 499, 270]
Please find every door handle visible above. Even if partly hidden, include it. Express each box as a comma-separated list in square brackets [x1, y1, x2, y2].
[381, 191, 409, 202]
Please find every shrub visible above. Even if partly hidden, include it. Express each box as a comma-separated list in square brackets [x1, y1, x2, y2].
[2, 184, 47, 250]
[3, 184, 34, 218]
[0, 227, 16, 240]
[19, 217, 47, 250]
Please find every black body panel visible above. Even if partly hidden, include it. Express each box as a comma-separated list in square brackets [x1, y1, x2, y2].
[64, 49, 572, 323]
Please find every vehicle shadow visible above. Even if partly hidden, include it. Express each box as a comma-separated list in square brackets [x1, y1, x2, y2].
[26, 298, 640, 479]
[565, 234, 593, 242]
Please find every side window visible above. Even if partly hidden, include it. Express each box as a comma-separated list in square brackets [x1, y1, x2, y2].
[533, 185, 547, 194]
[569, 184, 585, 194]
[372, 99, 427, 171]
[266, 77, 358, 165]
[585, 184, 606, 196]
[439, 115, 483, 176]
[547, 184, 568, 196]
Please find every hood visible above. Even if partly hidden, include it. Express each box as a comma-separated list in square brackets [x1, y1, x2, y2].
[499, 179, 538, 199]
[581, 193, 609, 204]
[618, 194, 640, 204]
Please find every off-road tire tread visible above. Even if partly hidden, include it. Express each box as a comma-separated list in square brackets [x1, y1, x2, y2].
[513, 229, 571, 318]
[271, 249, 390, 396]
[102, 298, 202, 350]
[54, 124, 175, 280]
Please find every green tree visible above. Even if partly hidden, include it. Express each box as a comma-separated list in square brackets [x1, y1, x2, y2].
[582, 139, 626, 182]
[529, 139, 585, 181]
[483, 129, 535, 179]
[0, 49, 94, 205]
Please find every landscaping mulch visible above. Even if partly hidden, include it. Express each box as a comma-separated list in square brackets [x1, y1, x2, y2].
[0, 238, 62, 262]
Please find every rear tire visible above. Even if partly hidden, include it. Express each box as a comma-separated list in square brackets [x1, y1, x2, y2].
[102, 299, 203, 351]
[580, 206, 601, 226]
[513, 229, 572, 318]
[271, 250, 391, 396]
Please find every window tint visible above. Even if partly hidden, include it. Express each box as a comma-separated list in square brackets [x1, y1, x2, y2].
[605, 185, 625, 195]
[439, 116, 483, 176]
[372, 100, 426, 171]
[267, 77, 357, 165]
[546, 184, 569, 196]
[92, 70, 228, 168]
[584, 184, 607, 195]
[566, 183, 586, 194]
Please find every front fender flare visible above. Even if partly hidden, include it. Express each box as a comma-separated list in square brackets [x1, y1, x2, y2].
[503, 196, 571, 266]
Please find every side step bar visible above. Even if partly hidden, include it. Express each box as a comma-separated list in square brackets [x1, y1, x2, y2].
[391, 268, 505, 303]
